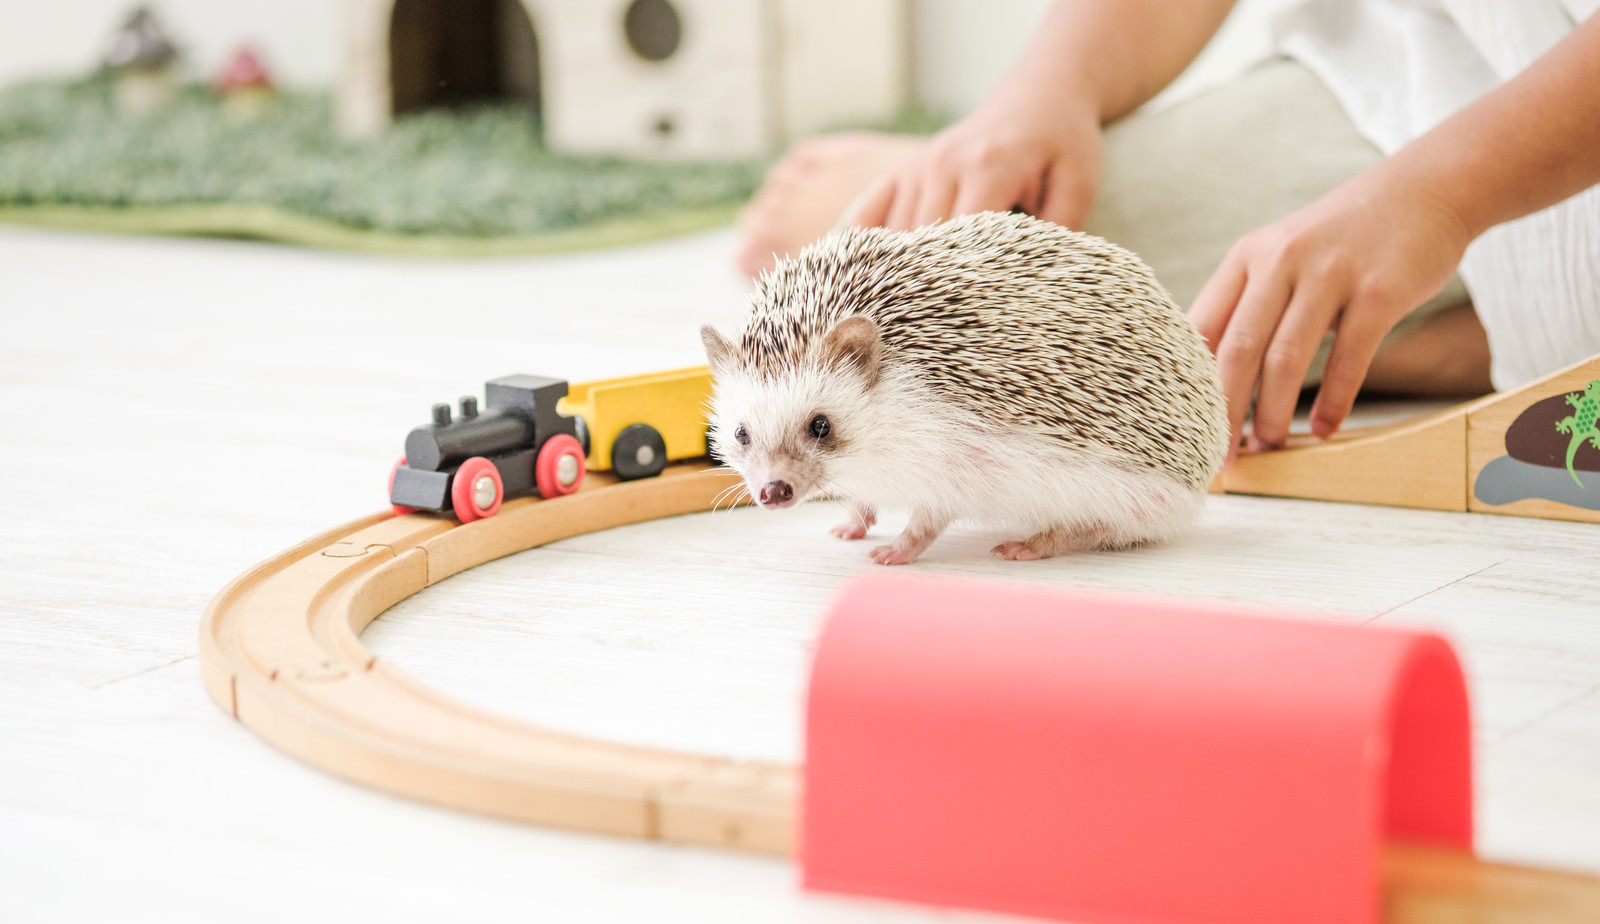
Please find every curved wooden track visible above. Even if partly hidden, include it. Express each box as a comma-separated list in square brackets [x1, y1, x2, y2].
[200, 463, 792, 854]
[200, 460, 1600, 921]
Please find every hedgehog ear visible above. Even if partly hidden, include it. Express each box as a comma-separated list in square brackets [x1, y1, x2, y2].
[701, 325, 735, 377]
[820, 316, 881, 389]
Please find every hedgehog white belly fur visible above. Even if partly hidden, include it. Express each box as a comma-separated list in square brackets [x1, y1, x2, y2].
[701, 211, 1229, 564]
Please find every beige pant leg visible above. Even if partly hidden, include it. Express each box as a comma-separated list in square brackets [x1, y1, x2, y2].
[1083, 59, 1469, 386]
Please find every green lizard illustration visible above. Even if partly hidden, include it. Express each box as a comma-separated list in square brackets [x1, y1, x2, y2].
[1554, 379, 1600, 487]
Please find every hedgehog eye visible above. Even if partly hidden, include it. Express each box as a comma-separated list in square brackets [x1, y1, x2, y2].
[734, 425, 750, 446]
[808, 415, 831, 440]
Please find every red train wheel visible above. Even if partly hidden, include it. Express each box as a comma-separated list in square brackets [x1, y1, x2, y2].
[451, 457, 503, 522]
[389, 458, 417, 516]
[535, 434, 586, 498]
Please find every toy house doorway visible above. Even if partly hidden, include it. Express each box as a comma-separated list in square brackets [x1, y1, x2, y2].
[389, 0, 541, 120]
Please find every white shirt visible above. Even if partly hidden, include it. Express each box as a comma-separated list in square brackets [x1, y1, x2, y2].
[1274, 0, 1600, 389]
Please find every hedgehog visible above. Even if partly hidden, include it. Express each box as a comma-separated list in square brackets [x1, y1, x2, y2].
[700, 210, 1229, 565]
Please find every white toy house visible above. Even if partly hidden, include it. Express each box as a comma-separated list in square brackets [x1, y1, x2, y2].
[338, 0, 908, 159]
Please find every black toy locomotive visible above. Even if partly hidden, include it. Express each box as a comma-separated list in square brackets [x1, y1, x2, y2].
[389, 375, 589, 522]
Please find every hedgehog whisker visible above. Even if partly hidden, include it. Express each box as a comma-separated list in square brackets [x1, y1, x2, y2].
[816, 478, 855, 507]
[719, 486, 753, 513]
[711, 482, 751, 513]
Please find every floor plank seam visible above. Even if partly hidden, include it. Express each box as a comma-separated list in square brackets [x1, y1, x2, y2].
[87, 653, 199, 691]
[1362, 559, 1510, 625]
[1495, 680, 1600, 743]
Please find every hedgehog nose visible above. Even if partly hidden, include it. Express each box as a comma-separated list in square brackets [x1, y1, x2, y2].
[759, 480, 795, 508]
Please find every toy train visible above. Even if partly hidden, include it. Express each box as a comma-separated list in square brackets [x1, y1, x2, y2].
[389, 368, 715, 522]
[557, 366, 715, 479]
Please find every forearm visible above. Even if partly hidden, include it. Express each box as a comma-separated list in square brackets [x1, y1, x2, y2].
[991, 0, 1239, 122]
[1385, 12, 1600, 241]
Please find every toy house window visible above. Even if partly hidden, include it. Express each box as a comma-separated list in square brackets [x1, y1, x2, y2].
[623, 0, 681, 62]
[389, 0, 541, 117]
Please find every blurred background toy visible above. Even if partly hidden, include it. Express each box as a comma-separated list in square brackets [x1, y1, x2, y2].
[0, 2, 1088, 252]
[102, 6, 180, 116]
[337, 0, 909, 159]
[212, 45, 275, 120]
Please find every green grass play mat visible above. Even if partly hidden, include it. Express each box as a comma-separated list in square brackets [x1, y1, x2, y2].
[0, 77, 781, 255]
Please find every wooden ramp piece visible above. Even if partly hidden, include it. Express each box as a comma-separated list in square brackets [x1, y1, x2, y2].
[1223, 352, 1600, 524]
[199, 464, 1600, 922]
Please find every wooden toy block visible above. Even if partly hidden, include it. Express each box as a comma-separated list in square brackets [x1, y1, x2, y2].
[1224, 352, 1600, 523]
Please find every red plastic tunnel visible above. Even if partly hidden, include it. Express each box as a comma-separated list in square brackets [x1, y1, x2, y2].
[802, 573, 1472, 924]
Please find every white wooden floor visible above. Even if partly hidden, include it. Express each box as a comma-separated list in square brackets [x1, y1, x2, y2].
[2, 225, 1598, 924]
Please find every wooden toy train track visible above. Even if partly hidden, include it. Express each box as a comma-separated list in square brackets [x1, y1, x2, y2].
[202, 464, 794, 854]
[200, 357, 1600, 921]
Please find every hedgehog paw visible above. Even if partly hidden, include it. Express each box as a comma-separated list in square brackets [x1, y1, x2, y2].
[829, 505, 877, 540]
[831, 522, 871, 540]
[869, 543, 920, 565]
[991, 540, 1044, 561]
[993, 525, 1128, 560]
[868, 510, 947, 564]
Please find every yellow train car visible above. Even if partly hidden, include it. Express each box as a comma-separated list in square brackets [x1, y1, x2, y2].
[558, 366, 714, 479]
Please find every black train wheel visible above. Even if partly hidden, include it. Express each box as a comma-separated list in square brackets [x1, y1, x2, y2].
[571, 415, 591, 457]
[611, 423, 668, 480]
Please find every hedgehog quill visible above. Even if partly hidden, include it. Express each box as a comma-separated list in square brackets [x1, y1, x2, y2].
[701, 211, 1228, 565]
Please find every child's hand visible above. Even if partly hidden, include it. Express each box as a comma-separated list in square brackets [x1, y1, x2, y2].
[1188, 164, 1472, 460]
[841, 93, 1104, 232]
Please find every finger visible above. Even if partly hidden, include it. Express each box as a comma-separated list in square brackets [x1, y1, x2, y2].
[1186, 253, 1249, 462]
[1249, 284, 1343, 450]
[1014, 174, 1045, 217]
[912, 178, 959, 229]
[1213, 269, 1294, 461]
[839, 176, 896, 229]
[1036, 162, 1094, 229]
[1309, 305, 1390, 439]
[885, 176, 923, 231]
[1187, 251, 1248, 353]
[949, 169, 1025, 219]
